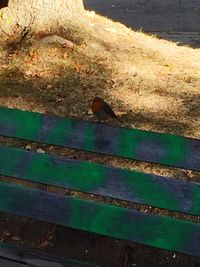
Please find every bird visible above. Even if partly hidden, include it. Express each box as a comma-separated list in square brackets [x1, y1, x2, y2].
[91, 96, 122, 123]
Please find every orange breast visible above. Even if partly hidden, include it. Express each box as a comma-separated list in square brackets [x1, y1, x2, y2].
[91, 101, 102, 113]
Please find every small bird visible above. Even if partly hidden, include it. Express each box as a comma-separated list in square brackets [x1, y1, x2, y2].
[91, 96, 122, 123]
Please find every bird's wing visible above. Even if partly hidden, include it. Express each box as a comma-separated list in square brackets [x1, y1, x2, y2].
[102, 101, 118, 119]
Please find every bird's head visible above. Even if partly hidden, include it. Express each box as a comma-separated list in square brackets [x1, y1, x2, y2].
[93, 96, 103, 103]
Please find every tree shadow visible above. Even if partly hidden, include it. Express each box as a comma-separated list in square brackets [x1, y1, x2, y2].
[120, 111, 191, 136]
[152, 89, 200, 121]
[0, 46, 112, 118]
[84, 0, 200, 48]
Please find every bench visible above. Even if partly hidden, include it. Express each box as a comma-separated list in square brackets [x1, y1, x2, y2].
[0, 106, 200, 264]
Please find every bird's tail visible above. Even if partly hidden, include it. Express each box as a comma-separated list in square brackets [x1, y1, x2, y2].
[116, 117, 123, 124]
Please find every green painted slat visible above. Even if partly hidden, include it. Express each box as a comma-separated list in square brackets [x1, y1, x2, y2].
[0, 107, 199, 171]
[0, 181, 200, 257]
[1, 145, 200, 216]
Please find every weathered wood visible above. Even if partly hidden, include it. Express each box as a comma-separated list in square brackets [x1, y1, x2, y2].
[1, 145, 200, 216]
[0, 107, 200, 171]
[0, 242, 98, 267]
[0, 181, 200, 257]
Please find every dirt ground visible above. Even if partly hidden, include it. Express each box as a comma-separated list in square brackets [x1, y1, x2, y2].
[0, 9, 200, 267]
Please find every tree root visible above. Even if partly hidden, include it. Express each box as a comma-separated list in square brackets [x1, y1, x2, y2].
[39, 35, 75, 48]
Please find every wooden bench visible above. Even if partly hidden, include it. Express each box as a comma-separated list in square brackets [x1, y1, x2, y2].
[0, 106, 200, 264]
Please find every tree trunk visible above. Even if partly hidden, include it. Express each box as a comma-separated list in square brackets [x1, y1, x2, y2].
[0, 0, 87, 44]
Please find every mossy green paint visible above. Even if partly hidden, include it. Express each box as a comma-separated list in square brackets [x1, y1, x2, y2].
[0, 107, 41, 140]
[25, 153, 107, 191]
[0, 107, 199, 171]
[0, 146, 25, 174]
[126, 171, 179, 210]
[45, 118, 73, 145]
[118, 127, 187, 165]
[156, 134, 186, 165]
[66, 197, 194, 253]
[191, 184, 200, 214]
[82, 123, 95, 151]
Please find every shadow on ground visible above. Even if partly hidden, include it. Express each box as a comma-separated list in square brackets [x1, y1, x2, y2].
[0, 46, 112, 118]
[84, 0, 200, 48]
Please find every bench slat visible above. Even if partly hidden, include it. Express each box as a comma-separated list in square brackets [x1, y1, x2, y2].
[0, 181, 200, 257]
[1, 145, 200, 216]
[0, 242, 98, 267]
[0, 107, 199, 171]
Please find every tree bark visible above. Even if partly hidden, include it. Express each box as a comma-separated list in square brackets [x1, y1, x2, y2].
[0, 0, 87, 44]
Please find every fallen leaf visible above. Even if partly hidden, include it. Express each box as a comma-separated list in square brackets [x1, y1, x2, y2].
[24, 70, 33, 77]
[75, 64, 82, 73]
